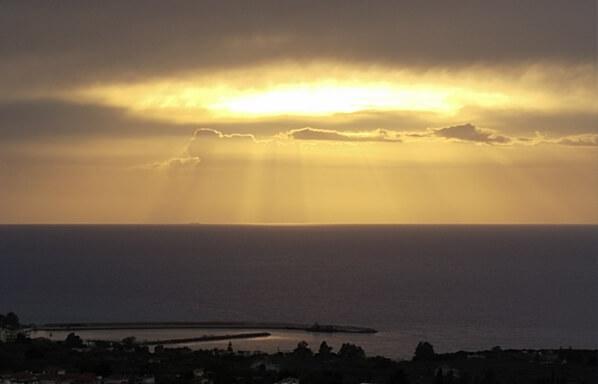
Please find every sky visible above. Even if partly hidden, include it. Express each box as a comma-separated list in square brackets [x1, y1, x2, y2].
[0, 1, 597, 224]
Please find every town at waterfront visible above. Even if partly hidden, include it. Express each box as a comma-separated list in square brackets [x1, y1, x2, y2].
[1, 312, 596, 384]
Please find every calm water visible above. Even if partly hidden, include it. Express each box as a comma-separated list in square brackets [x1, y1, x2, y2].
[1, 225, 597, 359]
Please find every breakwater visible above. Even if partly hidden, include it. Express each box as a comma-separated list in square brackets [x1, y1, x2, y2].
[136, 331, 271, 345]
[35, 321, 377, 334]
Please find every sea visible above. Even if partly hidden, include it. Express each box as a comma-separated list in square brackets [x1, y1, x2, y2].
[1, 225, 596, 359]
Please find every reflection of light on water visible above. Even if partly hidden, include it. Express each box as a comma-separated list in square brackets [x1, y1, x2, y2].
[172, 331, 384, 356]
[31, 329, 410, 359]
[266, 334, 293, 341]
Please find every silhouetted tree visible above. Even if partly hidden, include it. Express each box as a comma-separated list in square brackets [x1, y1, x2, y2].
[293, 340, 313, 358]
[389, 368, 410, 384]
[15, 333, 31, 344]
[318, 341, 333, 358]
[65, 333, 83, 348]
[0, 312, 20, 329]
[121, 336, 136, 350]
[338, 343, 365, 360]
[413, 341, 435, 361]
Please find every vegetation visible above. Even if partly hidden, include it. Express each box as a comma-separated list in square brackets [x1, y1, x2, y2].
[413, 341, 435, 361]
[1, 314, 596, 384]
[1, 334, 596, 384]
[0, 312, 21, 329]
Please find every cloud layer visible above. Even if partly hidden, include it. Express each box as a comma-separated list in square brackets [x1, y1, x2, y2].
[287, 127, 401, 143]
[1, 1, 595, 93]
[185, 124, 598, 157]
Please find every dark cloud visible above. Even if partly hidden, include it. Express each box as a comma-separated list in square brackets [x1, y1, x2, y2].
[432, 123, 512, 144]
[1, 1, 595, 92]
[288, 127, 400, 142]
[1, 99, 594, 151]
[0, 101, 431, 142]
[0, 99, 197, 140]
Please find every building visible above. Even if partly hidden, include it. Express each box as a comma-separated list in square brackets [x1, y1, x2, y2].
[0, 328, 16, 343]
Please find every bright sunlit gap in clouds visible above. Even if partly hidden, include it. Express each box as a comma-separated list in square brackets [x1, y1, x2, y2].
[67, 62, 597, 124]
[207, 85, 453, 115]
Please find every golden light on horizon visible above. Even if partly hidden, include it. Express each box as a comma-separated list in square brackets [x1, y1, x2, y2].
[2, 52, 597, 225]
[7, 57, 591, 224]
[0, 1, 596, 226]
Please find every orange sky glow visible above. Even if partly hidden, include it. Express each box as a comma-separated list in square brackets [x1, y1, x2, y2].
[0, 1, 596, 224]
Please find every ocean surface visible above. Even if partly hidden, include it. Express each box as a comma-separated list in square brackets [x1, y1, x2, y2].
[1, 225, 597, 359]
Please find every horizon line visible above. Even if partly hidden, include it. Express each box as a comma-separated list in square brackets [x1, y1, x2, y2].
[0, 222, 596, 227]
